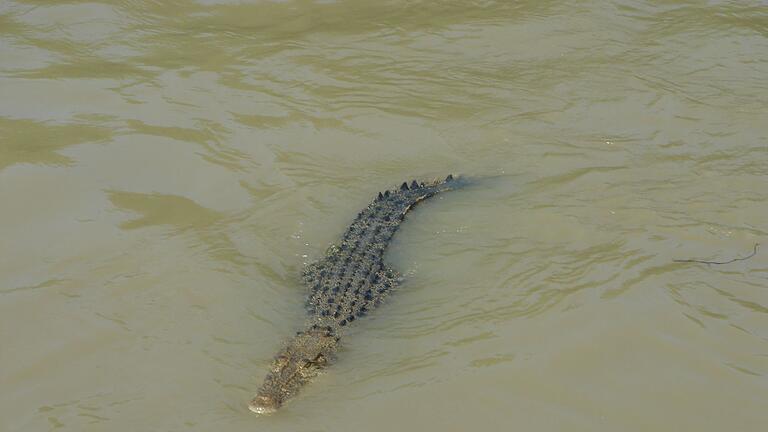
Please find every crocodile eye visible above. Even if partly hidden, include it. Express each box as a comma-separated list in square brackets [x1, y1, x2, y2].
[302, 353, 328, 369]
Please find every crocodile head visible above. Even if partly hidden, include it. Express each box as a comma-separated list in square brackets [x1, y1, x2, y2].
[249, 326, 338, 415]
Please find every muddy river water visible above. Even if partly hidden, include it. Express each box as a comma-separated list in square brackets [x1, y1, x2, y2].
[1, 1, 767, 431]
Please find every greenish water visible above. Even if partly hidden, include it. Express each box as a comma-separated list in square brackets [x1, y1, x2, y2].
[1, 1, 767, 431]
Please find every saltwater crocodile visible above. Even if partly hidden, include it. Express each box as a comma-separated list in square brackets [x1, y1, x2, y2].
[249, 175, 461, 414]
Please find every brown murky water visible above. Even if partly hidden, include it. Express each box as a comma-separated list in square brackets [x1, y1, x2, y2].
[1, 1, 767, 431]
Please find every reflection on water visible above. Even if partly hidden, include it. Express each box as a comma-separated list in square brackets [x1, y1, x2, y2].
[1, 0, 767, 431]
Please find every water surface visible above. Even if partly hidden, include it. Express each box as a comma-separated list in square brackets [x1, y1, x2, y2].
[1, 1, 767, 431]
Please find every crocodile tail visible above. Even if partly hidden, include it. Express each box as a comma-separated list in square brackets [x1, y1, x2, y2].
[373, 174, 461, 219]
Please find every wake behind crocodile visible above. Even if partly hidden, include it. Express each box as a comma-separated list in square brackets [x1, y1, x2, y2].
[249, 175, 463, 414]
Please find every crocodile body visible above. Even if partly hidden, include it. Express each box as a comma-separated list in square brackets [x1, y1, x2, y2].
[249, 175, 460, 414]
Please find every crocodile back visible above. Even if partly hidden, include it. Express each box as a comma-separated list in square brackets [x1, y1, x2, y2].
[304, 176, 459, 327]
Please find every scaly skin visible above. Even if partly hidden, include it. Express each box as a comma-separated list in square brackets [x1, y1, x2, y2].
[249, 175, 460, 414]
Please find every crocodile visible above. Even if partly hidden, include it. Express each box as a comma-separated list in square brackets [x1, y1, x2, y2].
[249, 175, 461, 415]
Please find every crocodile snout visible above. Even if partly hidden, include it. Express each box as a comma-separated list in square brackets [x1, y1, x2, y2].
[248, 395, 279, 415]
